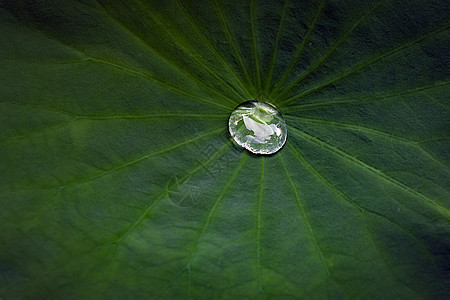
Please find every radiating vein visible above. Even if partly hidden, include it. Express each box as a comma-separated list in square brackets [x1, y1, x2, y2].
[417, 136, 450, 144]
[108, 142, 235, 278]
[283, 81, 450, 111]
[213, 0, 256, 95]
[280, 152, 350, 296]
[92, 1, 240, 107]
[275, 0, 384, 100]
[169, 152, 247, 298]
[288, 125, 450, 217]
[125, 0, 245, 104]
[283, 115, 448, 168]
[281, 24, 450, 105]
[284, 114, 413, 143]
[423, 91, 449, 110]
[1, 0, 449, 298]
[0, 102, 76, 117]
[122, 142, 234, 243]
[40, 127, 226, 202]
[79, 113, 229, 120]
[256, 157, 265, 295]
[4, 142, 231, 296]
[271, 0, 324, 98]
[263, 0, 289, 93]
[250, 0, 262, 92]
[19, 25, 231, 111]
[1, 102, 229, 120]
[41, 17, 231, 111]
[176, 0, 253, 99]
[20, 129, 230, 230]
[0, 57, 92, 65]
[87, 57, 232, 110]
[0, 119, 72, 145]
[285, 143, 438, 293]
[0, 106, 228, 146]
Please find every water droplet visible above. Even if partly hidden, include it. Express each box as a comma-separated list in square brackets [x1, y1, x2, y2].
[228, 101, 287, 155]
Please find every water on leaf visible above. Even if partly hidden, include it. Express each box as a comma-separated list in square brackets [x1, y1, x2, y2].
[228, 101, 287, 155]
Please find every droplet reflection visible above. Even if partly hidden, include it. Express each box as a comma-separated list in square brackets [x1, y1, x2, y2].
[228, 101, 287, 155]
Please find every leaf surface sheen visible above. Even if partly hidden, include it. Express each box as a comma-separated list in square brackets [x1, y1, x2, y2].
[0, 0, 449, 299]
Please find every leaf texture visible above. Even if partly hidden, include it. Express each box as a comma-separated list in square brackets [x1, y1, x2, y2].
[0, 0, 449, 299]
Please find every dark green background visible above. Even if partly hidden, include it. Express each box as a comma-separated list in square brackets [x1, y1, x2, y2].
[0, 0, 449, 299]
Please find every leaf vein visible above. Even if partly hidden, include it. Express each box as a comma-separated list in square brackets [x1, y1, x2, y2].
[280, 152, 350, 296]
[287, 142, 445, 289]
[284, 81, 450, 111]
[288, 125, 450, 216]
[281, 24, 450, 105]
[256, 157, 265, 295]
[263, 0, 289, 93]
[284, 115, 448, 168]
[250, 0, 262, 91]
[163, 152, 246, 297]
[213, 0, 256, 95]
[276, 0, 384, 100]
[93, 1, 240, 106]
[176, 0, 253, 99]
[271, 0, 324, 98]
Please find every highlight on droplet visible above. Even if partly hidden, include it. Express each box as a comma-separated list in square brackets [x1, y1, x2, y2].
[228, 101, 287, 155]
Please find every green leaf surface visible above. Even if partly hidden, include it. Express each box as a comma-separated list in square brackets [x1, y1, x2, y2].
[0, 0, 449, 299]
